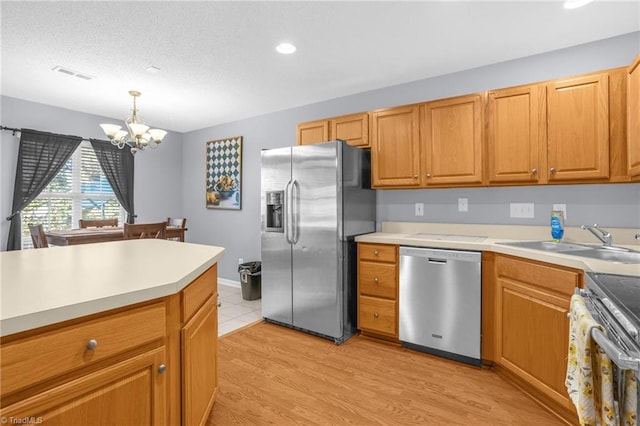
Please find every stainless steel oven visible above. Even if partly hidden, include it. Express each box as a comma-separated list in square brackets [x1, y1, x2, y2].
[581, 272, 640, 422]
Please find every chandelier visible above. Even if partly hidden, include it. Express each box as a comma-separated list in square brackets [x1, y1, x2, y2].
[100, 90, 167, 154]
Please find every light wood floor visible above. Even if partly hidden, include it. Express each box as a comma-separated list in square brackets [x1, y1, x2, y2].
[207, 322, 565, 425]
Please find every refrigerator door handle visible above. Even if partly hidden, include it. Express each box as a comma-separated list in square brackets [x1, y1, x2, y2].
[291, 179, 300, 244]
[284, 179, 293, 244]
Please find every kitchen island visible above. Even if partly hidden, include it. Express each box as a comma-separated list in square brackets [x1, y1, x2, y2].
[0, 239, 225, 426]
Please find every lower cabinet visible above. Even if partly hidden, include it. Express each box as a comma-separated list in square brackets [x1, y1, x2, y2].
[0, 264, 219, 426]
[357, 242, 399, 340]
[492, 254, 581, 422]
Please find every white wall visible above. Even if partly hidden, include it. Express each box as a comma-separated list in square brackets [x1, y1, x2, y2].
[0, 97, 184, 250]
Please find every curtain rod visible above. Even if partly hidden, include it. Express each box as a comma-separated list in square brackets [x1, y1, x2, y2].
[1, 125, 103, 143]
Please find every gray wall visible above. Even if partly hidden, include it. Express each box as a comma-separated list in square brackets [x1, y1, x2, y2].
[183, 32, 639, 281]
[0, 97, 184, 250]
[2, 32, 639, 282]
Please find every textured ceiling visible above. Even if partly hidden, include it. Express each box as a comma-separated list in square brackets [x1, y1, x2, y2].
[1, 1, 639, 133]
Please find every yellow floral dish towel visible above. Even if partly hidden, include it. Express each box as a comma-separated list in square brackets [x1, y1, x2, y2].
[566, 294, 617, 426]
[621, 370, 638, 426]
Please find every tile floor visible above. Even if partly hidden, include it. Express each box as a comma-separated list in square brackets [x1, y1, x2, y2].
[218, 284, 262, 336]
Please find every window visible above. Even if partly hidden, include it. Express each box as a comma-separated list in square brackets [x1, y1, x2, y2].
[21, 142, 124, 248]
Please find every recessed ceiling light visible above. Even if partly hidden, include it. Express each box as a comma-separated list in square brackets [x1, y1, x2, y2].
[276, 43, 296, 55]
[564, 0, 595, 9]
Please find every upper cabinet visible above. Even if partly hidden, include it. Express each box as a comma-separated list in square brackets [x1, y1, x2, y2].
[420, 94, 484, 186]
[297, 112, 370, 148]
[371, 105, 421, 187]
[486, 85, 545, 184]
[546, 72, 610, 181]
[628, 54, 640, 178]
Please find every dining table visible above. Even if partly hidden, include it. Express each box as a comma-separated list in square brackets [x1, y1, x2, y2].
[45, 226, 188, 246]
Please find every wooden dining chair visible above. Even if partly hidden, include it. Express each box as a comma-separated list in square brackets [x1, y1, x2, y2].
[123, 222, 167, 240]
[28, 223, 49, 248]
[166, 217, 187, 242]
[79, 218, 118, 228]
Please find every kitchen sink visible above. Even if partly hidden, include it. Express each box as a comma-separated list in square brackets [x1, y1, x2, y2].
[497, 241, 640, 264]
[497, 241, 593, 252]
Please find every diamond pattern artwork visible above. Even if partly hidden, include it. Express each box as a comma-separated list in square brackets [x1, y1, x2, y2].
[206, 136, 242, 209]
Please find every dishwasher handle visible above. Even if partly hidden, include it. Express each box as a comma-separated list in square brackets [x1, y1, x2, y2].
[428, 257, 448, 264]
[400, 246, 481, 263]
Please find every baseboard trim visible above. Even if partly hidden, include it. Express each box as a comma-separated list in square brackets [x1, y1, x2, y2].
[219, 278, 240, 288]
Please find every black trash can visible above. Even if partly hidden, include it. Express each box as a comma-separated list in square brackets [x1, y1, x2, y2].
[238, 261, 261, 301]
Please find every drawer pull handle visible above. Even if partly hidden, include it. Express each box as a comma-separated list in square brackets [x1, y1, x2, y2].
[373, 250, 379, 256]
[373, 277, 379, 284]
[158, 364, 167, 375]
[86, 339, 98, 350]
[373, 312, 379, 318]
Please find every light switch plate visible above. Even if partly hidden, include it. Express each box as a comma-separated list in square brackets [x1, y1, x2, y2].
[552, 204, 567, 220]
[458, 198, 468, 212]
[415, 202, 424, 216]
[510, 203, 535, 218]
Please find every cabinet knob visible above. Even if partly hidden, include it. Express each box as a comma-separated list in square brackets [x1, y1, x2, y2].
[550, 167, 557, 174]
[425, 173, 431, 178]
[531, 168, 537, 175]
[413, 175, 418, 179]
[373, 250, 379, 256]
[158, 364, 167, 375]
[86, 339, 98, 350]
[373, 277, 379, 284]
[217, 301, 222, 308]
[373, 312, 379, 318]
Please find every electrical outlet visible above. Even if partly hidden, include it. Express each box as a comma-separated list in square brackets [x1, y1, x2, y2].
[510, 203, 535, 218]
[458, 198, 468, 212]
[553, 204, 567, 220]
[415, 203, 424, 216]
[238, 258, 244, 265]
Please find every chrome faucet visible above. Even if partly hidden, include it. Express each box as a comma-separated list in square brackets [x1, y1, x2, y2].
[581, 224, 612, 247]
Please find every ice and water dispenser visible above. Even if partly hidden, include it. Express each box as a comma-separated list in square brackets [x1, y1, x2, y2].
[265, 191, 284, 232]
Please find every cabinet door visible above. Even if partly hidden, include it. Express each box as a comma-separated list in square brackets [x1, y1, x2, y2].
[628, 54, 640, 177]
[421, 94, 483, 185]
[487, 85, 545, 183]
[297, 120, 329, 145]
[331, 112, 370, 148]
[547, 73, 609, 181]
[0, 347, 167, 425]
[494, 255, 578, 415]
[182, 295, 218, 426]
[371, 106, 420, 187]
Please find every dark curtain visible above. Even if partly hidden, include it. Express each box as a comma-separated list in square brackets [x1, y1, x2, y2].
[90, 139, 135, 224]
[6, 129, 82, 251]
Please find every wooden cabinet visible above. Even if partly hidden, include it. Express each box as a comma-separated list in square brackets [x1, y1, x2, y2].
[0, 264, 219, 426]
[486, 85, 546, 184]
[492, 254, 581, 422]
[420, 94, 484, 186]
[547, 72, 610, 181]
[297, 112, 370, 148]
[357, 243, 399, 340]
[371, 105, 420, 187]
[628, 54, 640, 178]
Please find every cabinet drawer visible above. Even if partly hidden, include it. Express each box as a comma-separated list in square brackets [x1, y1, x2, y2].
[1, 302, 166, 396]
[359, 243, 397, 263]
[183, 264, 217, 322]
[496, 255, 580, 296]
[359, 262, 397, 299]
[359, 296, 397, 337]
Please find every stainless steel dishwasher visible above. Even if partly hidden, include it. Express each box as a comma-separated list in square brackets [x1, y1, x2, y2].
[399, 246, 482, 366]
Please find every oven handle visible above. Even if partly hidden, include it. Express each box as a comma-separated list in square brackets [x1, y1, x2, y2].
[590, 327, 640, 371]
[575, 288, 640, 371]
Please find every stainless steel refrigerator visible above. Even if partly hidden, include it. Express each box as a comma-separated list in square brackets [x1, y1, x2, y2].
[261, 140, 375, 344]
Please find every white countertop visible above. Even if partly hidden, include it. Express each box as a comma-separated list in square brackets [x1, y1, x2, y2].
[0, 240, 225, 337]
[355, 222, 640, 277]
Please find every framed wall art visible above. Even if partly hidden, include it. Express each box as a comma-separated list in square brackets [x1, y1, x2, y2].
[205, 136, 242, 210]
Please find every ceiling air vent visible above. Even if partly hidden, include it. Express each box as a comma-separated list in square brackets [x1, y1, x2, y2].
[51, 66, 94, 81]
